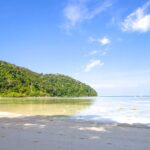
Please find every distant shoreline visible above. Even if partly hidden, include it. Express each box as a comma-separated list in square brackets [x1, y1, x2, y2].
[1, 95, 150, 99]
[0, 96, 96, 100]
[99, 95, 150, 97]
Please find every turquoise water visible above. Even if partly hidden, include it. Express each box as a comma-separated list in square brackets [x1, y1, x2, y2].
[75, 97, 150, 126]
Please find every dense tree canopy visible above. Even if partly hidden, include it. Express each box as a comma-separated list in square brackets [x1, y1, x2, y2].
[0, 61, 97, 97]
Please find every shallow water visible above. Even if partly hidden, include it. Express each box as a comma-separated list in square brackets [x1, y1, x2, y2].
[75, 97, 150, 126]
[0, 98, 92, 116]
[0, 97, 150, 126]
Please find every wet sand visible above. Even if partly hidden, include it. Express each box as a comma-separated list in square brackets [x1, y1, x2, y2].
[0, 116, 150, 150]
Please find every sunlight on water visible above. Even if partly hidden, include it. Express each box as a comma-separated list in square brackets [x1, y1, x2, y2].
[0, 98, 92, 116]
[0, 97, 150, 126]
[75, 97, 150, 126]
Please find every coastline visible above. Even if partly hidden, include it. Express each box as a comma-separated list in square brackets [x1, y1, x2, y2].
[0, 96, 95, 100]
[0, 115, 150, 150]
[0, 112, 23, 118]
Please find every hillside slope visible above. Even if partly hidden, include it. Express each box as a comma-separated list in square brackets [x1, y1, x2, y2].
[0, 61, 97, 97]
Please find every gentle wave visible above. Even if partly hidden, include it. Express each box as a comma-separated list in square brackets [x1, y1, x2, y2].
[74, 97, 150, 126]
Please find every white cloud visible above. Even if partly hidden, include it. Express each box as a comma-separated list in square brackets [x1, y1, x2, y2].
[121, 1, 150, 32]
[63, 0, 112, 29]
[84, 60, 104, 72]
[98, 37, 111, 45]
[89, 36, 111, 45]
[64, 3, 84, 28]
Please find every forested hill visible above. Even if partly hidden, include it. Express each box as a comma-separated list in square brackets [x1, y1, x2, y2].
[0, 60, 97, 97]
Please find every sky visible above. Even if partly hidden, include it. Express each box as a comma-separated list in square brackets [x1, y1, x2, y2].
[0, 0, 150, 96]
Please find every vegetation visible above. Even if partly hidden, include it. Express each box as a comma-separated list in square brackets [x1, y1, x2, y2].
[0, 60, 97, 97]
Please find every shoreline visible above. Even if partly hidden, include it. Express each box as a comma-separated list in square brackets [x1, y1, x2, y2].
[0, 112, 149, 128]
[0, 116, 150, 150]
[0, 96, 96, 100]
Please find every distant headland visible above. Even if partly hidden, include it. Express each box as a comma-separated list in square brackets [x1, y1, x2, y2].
[0, 60, 97, 97]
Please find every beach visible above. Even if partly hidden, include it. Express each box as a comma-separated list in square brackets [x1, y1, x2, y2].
[0, 115, 150, 150]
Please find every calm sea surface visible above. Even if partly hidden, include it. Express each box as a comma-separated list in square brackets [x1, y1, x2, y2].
[0, 97, 150, 126]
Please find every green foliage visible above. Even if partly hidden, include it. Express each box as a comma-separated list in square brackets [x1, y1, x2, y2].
[0, 60, 97, 97]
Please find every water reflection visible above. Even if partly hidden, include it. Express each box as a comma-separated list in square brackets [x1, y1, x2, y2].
[0, 98, 93, 116]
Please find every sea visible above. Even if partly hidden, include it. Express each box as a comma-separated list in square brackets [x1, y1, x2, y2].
[0, 96, 150, 127]
[74, 96, 150, 126]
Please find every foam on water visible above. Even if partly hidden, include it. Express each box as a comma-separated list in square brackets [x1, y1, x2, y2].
[75, 97, 150, 126]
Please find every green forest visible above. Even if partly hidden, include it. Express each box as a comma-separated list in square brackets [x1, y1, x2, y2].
[0, 60, 97, 97]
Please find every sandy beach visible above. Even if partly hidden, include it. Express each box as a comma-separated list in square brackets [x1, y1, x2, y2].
[0, 115, 150, 150]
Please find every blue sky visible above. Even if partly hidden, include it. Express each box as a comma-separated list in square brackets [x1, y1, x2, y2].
[0, 0, 150, 96]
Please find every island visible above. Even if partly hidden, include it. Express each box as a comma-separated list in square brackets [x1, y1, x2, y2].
[0, 60, 97, 97]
